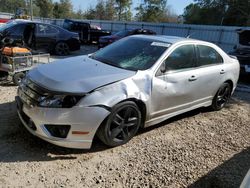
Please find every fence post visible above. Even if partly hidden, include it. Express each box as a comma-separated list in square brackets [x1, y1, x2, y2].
[161, 25, 165, 35]
[218, 29, 224, 47]
[111, 22, 113, 32]
[125, 23, 127, 30]
[187, 27, 191, 37]
[141, 24, 144, 29]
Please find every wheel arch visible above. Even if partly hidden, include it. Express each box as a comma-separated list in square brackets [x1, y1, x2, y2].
[95, 98, 147, 138]
[224, 79, 234, 94]
[117, 98, 147, 128]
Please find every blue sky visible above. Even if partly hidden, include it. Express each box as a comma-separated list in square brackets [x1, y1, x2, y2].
[70, 0, 194, 15]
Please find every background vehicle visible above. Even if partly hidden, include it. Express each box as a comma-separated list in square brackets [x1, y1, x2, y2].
[98, 28, 156, 48]
[0, 37, 50, 85]
[0, 20, 80, 56]
[13, 8, 30, 20]
[16, 36, 239, 149]
[229, 29, 250, 76]
[63, 19, 111, 43]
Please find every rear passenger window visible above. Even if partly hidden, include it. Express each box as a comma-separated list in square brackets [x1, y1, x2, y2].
[198, 45, 223, 66]
[164, 45, 196, 71]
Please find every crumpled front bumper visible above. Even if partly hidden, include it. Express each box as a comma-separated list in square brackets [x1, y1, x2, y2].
[16, 97, 110, 149]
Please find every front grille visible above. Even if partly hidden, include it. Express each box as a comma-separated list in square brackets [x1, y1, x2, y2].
[18, 78, 48, 107]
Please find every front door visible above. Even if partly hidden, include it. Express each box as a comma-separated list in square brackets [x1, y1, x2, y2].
[150, 44, 199, 119]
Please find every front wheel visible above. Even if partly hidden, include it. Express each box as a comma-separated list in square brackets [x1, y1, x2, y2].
[211, 83, 232, 111]
[55, 42, 70, 56]
[13, 72, 25, 86]
[97, 101, 142, 147]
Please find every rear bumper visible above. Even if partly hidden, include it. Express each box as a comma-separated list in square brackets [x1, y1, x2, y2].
[16, 96, 110, 149]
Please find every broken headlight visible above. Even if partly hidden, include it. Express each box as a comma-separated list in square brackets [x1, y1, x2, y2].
[39, 95, 83, 108]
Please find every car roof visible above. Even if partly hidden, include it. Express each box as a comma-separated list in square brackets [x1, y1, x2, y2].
[130, 35, 201, 44]
[9, 19, 61, 26]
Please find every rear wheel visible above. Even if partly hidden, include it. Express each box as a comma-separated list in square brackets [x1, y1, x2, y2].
[0, 71, 8, 81]
[97, 101, 141, 147]
[13, 72, 25, 86]
[211, 83, 232, 111]
[55, 42, 70, 56]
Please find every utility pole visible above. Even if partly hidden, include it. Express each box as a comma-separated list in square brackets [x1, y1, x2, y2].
[30, 0, 33, 20]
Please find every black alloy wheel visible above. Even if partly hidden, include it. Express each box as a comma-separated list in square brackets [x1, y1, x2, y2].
[55, 42, 70, 56]
[212, 83, 232, 111]
[97, 101, 142, 147]
[13, 72, 25, 86]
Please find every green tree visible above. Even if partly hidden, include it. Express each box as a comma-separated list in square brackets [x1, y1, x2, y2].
[105, 0, 117, 20]
[0, 0, 26, 13]
[183, 0, 250, 26]
[95, 0, 106, 20]
[84, 6, 96, 20]
[83, 0, 117, 21]
[115, 0, 132, 21]
[135, 0, 171, 22]
[52, 0, 73, 19]
[35, 0, 53, 18]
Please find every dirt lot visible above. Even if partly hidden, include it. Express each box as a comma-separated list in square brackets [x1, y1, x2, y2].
[0, 47, 250, 187]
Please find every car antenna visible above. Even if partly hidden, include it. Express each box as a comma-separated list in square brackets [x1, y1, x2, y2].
[186, 32, 196, 38]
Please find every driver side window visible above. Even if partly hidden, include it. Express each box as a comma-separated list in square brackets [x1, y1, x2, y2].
[157, 44, 196, 76]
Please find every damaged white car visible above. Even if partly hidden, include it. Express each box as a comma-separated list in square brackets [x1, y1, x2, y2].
[16, 35, 240, 149]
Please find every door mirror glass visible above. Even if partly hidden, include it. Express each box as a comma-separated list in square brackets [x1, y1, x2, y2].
[160, 62, 167, 73]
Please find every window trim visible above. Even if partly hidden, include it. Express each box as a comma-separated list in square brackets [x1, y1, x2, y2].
[196, 44, 224, 68]
[155, 44, 198, 77]
[36, 23, 59, 35]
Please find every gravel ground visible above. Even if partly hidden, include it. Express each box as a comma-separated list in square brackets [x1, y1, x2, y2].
[0, 46, 249, 187]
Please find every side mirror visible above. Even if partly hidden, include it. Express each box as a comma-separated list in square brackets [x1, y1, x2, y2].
[160, 63, 167, 73]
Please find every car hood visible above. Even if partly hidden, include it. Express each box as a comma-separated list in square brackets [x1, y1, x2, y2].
[28, 56, 136, 94]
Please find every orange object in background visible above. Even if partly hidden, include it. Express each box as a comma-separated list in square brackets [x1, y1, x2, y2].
[2, 47, 31, 56]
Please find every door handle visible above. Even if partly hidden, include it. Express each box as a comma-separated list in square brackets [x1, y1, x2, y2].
[188, 75, 197, 82]
[220, 69, 226, 74]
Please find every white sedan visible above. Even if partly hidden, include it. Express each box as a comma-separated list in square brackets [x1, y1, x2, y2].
[16, 35, 240, 149]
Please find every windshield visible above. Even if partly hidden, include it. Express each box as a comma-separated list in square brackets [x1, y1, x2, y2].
[0, 21, 18, 32]
[114, 30, 130, 37]
[91, 37, 170, 71]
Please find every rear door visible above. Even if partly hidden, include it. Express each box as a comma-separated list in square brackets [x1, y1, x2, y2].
[194, 45, 225, 101]
[35, 23, 58, 51]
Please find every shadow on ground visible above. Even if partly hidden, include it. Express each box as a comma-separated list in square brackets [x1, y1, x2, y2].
[188, 147, 250, 188]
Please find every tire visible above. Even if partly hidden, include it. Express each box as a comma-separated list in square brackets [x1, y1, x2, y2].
[13, 72, 25, 86]
[0, 71, 8, 81]
[97, 101, 142, 147]
[211, 83, 232, 111]
[55, 42, 70, 56]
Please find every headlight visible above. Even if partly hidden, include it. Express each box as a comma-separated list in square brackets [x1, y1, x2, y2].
[39, 95, 83, 108]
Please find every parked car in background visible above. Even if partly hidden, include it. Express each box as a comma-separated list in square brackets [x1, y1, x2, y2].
[16, 35, 239, 149]
[98, 28, 156, 48]
[0, 20, 80, 55]
[229, 29, 250, 75]
[63, 19, 111, 43]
